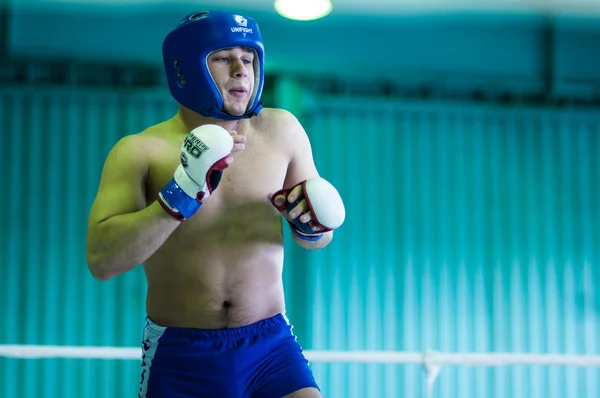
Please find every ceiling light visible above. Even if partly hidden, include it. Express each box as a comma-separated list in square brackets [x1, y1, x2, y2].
[274, 0, 333, 21]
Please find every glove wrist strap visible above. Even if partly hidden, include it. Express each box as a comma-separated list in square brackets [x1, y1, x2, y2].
[158, 177, 202, 221]
[289, 221, 323, 241]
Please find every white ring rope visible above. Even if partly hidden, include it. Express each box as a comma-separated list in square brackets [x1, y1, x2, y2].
[2, 345, 598, 398]
[1, 345, 599, 366]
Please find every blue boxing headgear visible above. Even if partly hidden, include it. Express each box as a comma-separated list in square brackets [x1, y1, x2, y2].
[162, 10, 265, 120]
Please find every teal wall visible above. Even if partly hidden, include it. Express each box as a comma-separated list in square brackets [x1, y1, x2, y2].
[0, 87, 177, 398]
[1, 3, 600, 398]
[1, 84, 598, 397]
[296, 96, 600, 397]
[7, 4, 600, 100]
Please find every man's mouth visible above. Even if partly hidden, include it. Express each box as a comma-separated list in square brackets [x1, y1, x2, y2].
[229, 88, 247, 97]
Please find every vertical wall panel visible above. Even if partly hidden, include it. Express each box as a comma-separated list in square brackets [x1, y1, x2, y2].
[1, 85, 599, 398]
[0, 86, 178, 398]
[300, 98, 600, 398]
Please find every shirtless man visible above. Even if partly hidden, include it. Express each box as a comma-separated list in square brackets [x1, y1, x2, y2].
[85, 10, 345, 398]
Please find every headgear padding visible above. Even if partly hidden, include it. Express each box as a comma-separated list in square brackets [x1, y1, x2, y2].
[162, 10, 265, 120]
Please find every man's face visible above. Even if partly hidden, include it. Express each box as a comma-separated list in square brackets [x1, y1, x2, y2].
[207, 46, 256, 117]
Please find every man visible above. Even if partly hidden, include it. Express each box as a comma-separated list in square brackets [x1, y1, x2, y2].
[85, 10, 345, 398]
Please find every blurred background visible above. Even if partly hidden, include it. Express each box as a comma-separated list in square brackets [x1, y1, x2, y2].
[1, 0, 599, 397]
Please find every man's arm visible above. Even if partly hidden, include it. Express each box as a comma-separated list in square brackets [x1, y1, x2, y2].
[87, 125, 239, 280]
[86, 135, 180, 281]
[279, 112, 335, 250]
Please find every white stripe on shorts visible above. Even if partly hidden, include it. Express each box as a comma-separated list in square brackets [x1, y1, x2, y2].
[138, 319, 166, 398]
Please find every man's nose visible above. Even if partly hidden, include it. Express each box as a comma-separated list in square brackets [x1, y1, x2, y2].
[230, 59, 247, 78]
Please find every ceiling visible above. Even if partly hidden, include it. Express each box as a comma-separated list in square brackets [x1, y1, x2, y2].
[8, 0, 600, 93]
[207, 0, 600, 16]
[12, 0, 600, 17]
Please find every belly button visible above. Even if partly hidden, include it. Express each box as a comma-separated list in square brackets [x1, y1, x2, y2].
[223, 301, 232, 308]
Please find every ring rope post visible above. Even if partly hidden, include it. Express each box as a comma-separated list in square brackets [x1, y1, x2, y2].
[422, 350, 442, 398]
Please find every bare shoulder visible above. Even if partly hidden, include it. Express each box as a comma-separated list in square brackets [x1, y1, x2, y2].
[250, 108, 308, 162]
[252, 107, 308, 148]
[255, 107, 303, 132]
[88, 119, 178, 225]
[109, 120, 178, 163]
[133, 120, 179, 151]
[108, 131, 149, 162]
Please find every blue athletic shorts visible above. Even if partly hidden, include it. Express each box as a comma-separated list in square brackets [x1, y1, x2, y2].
[138, 313, 319, 398]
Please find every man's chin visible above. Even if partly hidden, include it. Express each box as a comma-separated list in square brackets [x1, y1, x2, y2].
[223, 105, 247, 117]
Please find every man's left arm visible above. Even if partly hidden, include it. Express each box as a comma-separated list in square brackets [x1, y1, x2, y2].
[270, 112, 345, 250]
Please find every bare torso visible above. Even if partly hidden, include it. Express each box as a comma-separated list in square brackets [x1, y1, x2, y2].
[140, 109, 292, 329]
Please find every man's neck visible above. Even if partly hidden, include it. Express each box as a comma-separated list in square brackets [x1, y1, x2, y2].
[177, 107, 242, 132]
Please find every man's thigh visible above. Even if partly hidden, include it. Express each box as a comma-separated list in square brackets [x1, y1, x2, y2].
[283, 387, 322, 398]
[248, 325, 320, 398]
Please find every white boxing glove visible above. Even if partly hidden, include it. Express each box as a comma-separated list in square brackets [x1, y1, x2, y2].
[158, 124, 233, 221]
[271, 177, 346, 241]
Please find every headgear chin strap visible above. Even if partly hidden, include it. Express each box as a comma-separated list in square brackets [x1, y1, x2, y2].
[162, 10, 265, 120]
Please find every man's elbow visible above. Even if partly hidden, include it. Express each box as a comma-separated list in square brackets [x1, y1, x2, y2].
[86, 251, 116, 281]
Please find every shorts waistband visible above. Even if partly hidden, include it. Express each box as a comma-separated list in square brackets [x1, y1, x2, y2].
[145, 313, 290, 340]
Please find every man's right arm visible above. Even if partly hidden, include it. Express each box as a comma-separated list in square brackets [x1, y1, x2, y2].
[86, 135, 180, 281]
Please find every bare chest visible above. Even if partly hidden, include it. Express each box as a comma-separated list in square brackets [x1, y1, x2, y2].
[146, 131, 289, 222]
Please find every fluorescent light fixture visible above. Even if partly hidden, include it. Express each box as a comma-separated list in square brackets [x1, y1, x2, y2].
[274, 0, 333, 21]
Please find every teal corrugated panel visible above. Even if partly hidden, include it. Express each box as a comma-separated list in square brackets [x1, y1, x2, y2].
[301, 97, 600, 398]
[2, 90, 27, 398]
[0, 86, 178, 398]
[2, 84, 600, 398]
